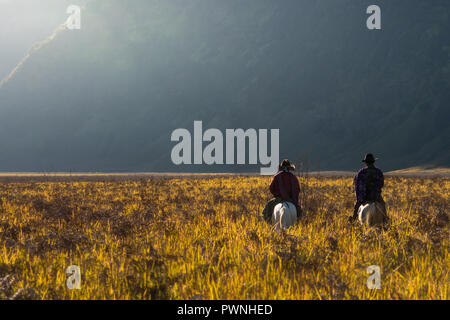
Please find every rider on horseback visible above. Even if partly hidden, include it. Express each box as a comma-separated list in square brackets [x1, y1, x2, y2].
[262, 159, 302, 222]
[349, 153, 387, 222]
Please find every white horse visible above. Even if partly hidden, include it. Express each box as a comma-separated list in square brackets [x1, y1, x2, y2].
[272, 201, 298, 231]
[357, 202, 386, 227]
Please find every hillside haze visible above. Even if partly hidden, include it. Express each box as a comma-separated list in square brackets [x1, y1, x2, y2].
[0, 0, 449, 172]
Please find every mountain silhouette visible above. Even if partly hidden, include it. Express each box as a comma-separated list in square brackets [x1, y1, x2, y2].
[0, 0, 449, 172]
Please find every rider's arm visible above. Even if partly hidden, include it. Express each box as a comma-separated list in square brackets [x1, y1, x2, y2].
[355, 170, 366, 202]
[269, 175, 277, 196]
[292, 175, 300, 206]
[377, 169, 384, 190]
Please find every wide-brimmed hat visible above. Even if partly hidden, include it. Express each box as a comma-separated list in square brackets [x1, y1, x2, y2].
[362, 153, 378, 163]
[279, 159, 296, 171]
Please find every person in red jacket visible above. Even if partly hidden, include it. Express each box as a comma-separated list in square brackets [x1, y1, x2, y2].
[262, 159, 302, 222]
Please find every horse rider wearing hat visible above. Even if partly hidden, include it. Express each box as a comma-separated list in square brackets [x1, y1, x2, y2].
[262, 159, 302, 223]
[349, 153, 387, 222]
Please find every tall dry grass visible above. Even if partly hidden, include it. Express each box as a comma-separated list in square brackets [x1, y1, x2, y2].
[0, 175, 448, 299]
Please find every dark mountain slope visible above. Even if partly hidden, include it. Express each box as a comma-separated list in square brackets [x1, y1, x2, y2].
[0, 0, 448, 172]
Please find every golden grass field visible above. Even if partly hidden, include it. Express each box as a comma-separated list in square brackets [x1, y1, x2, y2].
[0, 173, 448, 300]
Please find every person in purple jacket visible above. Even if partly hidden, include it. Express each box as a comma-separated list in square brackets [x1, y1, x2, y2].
[262, 159, 302, 222]
[349, 153, 387, 222]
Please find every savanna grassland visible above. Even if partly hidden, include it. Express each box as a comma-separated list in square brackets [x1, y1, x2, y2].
[0, 174, 448, 300]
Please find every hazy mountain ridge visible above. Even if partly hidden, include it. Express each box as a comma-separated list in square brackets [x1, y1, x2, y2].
[0, 0, 449, 172]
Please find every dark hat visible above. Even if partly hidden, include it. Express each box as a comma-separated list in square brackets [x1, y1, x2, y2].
[279, 159, 296, 171]
[362, 153, 378, 163]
